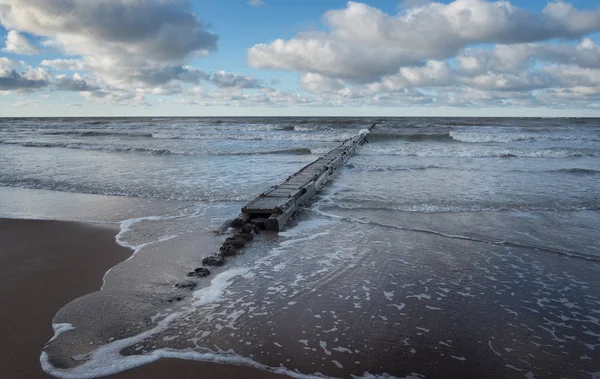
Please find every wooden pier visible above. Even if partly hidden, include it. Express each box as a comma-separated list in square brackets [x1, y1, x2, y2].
[233, 124, 376, 231]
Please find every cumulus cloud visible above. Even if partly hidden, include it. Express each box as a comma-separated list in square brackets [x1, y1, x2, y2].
[54, 74, 99, 92]
[2, 30, 39, 55]
[248, 0, 600, 81]
[458, 39, 600, 75]
[0, 57, 48, 91]
[0, 58, 110, 93]
[245, 0, 600, 109]
[301, 73, 345, 93]
[0, 0, 217, 62]
[0, 0, 219, 93]
[2, 0, 600, 110]
[209, 71, 262, 88]
[184, 86, 312, 107]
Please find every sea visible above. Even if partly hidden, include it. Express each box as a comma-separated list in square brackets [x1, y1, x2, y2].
[0, 117, 599, 378]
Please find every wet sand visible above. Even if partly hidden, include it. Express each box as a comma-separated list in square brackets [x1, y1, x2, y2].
[0, 218, 283, 379]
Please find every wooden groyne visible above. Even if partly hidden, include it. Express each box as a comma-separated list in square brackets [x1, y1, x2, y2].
[232, 123, 376, 231]
[184, 124, 376, 281]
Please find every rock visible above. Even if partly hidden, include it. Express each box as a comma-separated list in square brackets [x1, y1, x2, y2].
[241, 223, 254, 234]
[219, 245, 237, 257]
[166, 296, 184, 303]
[202, 255, 225, 267]
[231, 214, 250, 228]
[234, 232, 253, 242]
[250, 218, 267, 230]
[224, 237, 245, 248]
[251, 225, 261, 234]
[194, 267, 211, 277]
[185, 267, 211, 278]
[175, 281, 198, 289]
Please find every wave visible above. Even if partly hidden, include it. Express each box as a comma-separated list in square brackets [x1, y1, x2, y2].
[215, 148, 313, 156]
[0, 179, 250, 202]
[317, 206, 600, 261]
[359, 146, 599, 158]
[327, 200, 600, 214]
[151, 133, 264, 141]
[43, 130, 154, 138]
[555, 168, 600, 175]
[0, 140, 313, 156]
[151, 132, 347, 142]
[449, 131, 600, 143]
[368, 132, 452, 142]
[345, 163, 447, 172]
[1, 140, 178, 155]
[293, 125, 320, 132]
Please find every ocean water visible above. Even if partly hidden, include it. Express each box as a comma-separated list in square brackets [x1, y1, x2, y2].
[1, 117, 599, 378]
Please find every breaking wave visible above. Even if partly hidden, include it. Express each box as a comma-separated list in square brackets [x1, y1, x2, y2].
[0, 178, 251, 202]
[359, 145, 599, 158]
[449, 131, 600, 143]
[328, 200, 600, 214]
[554, 168, 600, 175]
[42, 131, 154, 138]
[0, 141, 314, 156]
[367, 133, 452, 142]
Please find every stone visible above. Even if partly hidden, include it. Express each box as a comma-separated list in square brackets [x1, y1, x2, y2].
[193, 267, 211, 277]
[241, 223, 254, 234]
[231, 214, 250, 228]
[250, 218, 267, 230]
[166, 296, 184, 303]
[219, 245, 237, 257]
[251, 225, 261, 234]
[224, 237, 245, 248]
[202, 255, 225, 267]
[234, 232, 253, 242]
[176, 281, 198, 289]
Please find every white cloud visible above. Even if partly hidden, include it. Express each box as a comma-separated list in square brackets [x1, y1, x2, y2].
[184, 86, 312, 107]
[0, 58, 48, 91]
[0, 0, 218, 92]
[210, 71, 263, 88]
[2, 30, 39, 55]
[248, 0, 600, 81]
[0, 0, 217, 63]
[248, 0, 266, 7]
[2, 0, 600, 110]
[245, 1, 600, 110]
[54, 74, 99, 92]
[543, 65, 600, 87]
[300, 73, 345, 93]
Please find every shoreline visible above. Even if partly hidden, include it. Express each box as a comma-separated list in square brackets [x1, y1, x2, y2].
[0, 217, 284, 379]
[0, 218, 132, 379]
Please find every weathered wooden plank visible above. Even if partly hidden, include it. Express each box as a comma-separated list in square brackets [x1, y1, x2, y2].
[239, 124, 376, 231]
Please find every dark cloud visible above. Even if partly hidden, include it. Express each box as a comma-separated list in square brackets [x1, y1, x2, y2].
[0, 0, 218, 62]
[0, 70, 47, 90]
[54, 75, 99, 91]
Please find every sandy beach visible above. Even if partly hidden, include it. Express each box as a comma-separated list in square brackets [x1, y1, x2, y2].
[0, 218, 283, 379]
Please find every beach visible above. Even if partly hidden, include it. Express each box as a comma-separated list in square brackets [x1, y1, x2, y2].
[1, 117, 599, 378]
[0, 217, 284, 379]
[0, 218, 130, 379]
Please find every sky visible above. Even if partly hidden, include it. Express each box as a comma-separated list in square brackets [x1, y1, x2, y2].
[1, 0, 600, 117]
